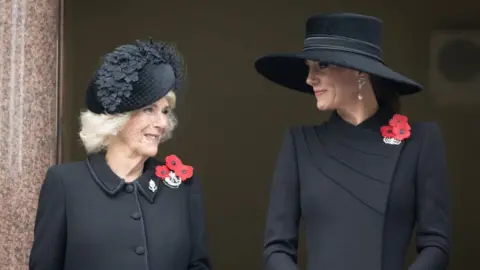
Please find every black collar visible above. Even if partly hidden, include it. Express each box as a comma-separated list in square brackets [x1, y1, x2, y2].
[85, 152, 163, 203]
[323, 107, 396, 156]
[327, 106, 393, 135]
[329, 106, 393, 130]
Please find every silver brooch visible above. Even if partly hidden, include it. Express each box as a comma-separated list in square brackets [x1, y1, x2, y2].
[383, 137, 402, 145]
[163, 171, 182, 189]
[148, 179, 158, 192]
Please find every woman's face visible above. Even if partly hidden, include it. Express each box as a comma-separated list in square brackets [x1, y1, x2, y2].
[305, 60, 360, 111]
[116, 95, 175, 158]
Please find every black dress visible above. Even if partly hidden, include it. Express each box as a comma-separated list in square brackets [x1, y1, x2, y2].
[263, 108, 451, 270]
[29, 153, 212, 270]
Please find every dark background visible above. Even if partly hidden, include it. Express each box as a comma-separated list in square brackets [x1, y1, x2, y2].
[62, 0, 479, 269]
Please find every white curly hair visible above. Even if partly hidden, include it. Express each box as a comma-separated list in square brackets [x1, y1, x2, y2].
[79, 91, 177, 154]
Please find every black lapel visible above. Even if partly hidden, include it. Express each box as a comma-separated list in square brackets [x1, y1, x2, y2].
[86, 153, 125, 196]
[86, 153, 162, 203]
[136, 158, 163, 204]
[300, 109, 405, 215]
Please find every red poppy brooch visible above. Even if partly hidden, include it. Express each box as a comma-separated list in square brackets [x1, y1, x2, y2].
[380, 114, 411, 145]
[154, 155, 194, 189]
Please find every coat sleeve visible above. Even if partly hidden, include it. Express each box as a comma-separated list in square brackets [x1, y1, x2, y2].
[187, 173, 212, 270]
[263, 128, 301, 270]
[409, 123, 451, 270]
[29, 166, 67, 270]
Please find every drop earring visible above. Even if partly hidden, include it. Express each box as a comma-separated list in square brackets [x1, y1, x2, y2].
[357, 77, 366, 100]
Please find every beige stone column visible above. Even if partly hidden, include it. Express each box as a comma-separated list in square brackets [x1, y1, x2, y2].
[0, 0, 60, 269]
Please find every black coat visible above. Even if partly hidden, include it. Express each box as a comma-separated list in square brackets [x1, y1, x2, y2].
[263, 109, 451, 270]
[29, 153, 212, 270]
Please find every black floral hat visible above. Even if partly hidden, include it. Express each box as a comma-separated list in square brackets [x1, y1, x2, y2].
[85, 38, 186, 114]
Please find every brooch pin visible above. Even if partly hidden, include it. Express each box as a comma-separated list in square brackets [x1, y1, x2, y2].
[155, 155, 194, 189]
[380, 114, 411, 145]
[148, 179, 158, 192]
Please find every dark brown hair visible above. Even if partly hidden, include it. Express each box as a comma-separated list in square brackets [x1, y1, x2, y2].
[371, 75, 401, 113]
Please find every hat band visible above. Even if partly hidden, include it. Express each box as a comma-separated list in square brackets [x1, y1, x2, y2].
[303, 36, 383, 62]
[303, 45, 384, 63]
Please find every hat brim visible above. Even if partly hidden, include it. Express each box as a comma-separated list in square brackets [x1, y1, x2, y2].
[254, 50, 423, 95]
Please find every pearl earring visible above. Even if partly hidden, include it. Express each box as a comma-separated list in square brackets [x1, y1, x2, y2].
[357, 77, 366, 89]
[357, 77, 366, 100]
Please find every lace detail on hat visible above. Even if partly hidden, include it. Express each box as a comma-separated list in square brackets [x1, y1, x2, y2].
[94, 38, 185, 113]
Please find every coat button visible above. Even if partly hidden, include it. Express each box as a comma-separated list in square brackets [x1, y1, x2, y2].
[131, 212, 141, 220]
[125, 184, 134, 193]
[135, 246, 145, 255]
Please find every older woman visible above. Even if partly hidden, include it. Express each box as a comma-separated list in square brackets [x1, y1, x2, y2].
[29, 39, 212, 270]
[254, 13, 451, 270]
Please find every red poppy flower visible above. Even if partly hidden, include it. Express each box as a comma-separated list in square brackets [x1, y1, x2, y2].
[389, 114, 408, 127]
[165, 155, 181, 170]
[381, 114, 412, 142]
[164, 154, 194, 181]
[155, 165, 170, 180]
[174, 165, 194, 181]
[392, 123, 411, 140]
[381, 125, 395, 138]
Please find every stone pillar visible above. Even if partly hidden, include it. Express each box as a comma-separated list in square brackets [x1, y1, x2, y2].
[0, 0, 60, 269]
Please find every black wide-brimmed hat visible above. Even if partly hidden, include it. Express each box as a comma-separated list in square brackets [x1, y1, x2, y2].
[254, 13, 423, 95]
[86, 38, 186, 114]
